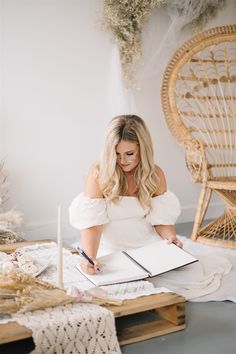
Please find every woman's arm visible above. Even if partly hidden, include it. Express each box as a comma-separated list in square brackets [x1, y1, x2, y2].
[80, 226, 102, 274]
[154, 224, 182, 247]
[80, 164, 104, 274]
[153, 166, 182, 248]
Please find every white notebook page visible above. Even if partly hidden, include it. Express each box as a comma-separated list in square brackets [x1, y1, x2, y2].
[125, 240, 197, 276]
[76, 251, 148, 286]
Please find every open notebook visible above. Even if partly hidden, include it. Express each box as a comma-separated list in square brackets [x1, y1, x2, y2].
[76, 240, 198, 286]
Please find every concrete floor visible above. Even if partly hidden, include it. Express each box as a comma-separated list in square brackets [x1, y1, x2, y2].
[122, 301, 235, 354]
[0, 221, 235, 354]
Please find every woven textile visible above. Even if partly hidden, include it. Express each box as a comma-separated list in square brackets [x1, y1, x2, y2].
[8, 303, 121, 354]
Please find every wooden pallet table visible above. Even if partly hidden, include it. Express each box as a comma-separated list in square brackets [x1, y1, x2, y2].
[0, 241, 186, 346]
[0, 292, 185, 346]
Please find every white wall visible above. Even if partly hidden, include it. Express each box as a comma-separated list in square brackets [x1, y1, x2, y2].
[1, 0, 235, 245]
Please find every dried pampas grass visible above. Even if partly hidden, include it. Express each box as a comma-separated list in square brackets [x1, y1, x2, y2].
[0, 270, 74, 314]
[0, 162, 24, 244]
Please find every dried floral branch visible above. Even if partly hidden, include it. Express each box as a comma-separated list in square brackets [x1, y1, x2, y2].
[0, 162, 24, 244]
[102, 0, 164, 88]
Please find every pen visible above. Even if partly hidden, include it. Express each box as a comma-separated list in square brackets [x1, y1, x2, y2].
[76, 247, 100, 271]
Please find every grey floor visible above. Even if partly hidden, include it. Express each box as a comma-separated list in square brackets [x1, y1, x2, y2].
[121, 302, 235, 354]
[0, 222, 235, 354]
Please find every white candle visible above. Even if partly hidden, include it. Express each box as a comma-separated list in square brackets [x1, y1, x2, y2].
[57, 205, 63, 288]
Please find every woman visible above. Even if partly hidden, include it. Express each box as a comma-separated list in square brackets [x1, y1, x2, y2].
[69, 115, 182, 275]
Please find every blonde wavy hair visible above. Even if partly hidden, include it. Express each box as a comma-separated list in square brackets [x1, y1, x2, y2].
[98, 115, 160, 208]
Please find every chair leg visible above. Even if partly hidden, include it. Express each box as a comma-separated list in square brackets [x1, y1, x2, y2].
[191, 185, 212, 241]
[193, 189, 236, 248]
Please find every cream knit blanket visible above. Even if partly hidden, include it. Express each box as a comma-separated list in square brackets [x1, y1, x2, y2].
[5, 303, 121, 354]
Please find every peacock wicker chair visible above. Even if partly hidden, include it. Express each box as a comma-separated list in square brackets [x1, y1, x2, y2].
[161, 24, 236, 249]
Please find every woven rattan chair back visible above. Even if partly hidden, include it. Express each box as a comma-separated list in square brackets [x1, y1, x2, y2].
[161, 24, 236, 249]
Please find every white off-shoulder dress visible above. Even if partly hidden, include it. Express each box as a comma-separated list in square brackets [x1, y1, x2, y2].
[69, 191, 180, 255]
[69, 192, 233, 301]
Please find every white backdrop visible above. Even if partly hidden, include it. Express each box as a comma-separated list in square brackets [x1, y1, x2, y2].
[0, 0, 235, 245]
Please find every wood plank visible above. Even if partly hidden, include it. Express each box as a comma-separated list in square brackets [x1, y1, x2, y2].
[0, 240, 53, 254]
[0, 318, 186, 346]
[117, 319, 186, 345]
[107, 292, 185, 317]
[0, 322, 32, 344]
[155, 303, 186, 325]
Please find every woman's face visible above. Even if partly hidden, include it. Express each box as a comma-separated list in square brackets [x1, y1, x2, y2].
[116, 140, 140, 173]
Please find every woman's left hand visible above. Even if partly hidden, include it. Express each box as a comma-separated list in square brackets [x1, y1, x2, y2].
[165, 235, 183, 248]
[154, 225, 183, 248]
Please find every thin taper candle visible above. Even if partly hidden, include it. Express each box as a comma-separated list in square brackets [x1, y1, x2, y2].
[57, 205, 63, 288]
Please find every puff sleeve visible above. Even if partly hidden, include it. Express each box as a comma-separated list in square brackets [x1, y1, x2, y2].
[145, 191, 181, 225]
[69, 193, 109, 230]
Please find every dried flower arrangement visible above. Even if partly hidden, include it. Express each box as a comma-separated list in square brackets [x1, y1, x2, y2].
[102, 0, 164, 88]
[0, 163, 24, 244]
[102, 0, 231, 87]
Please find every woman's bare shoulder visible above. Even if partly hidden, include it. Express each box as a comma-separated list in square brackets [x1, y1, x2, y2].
[83, 163, 103, 198]
[154, 165, 167, 195]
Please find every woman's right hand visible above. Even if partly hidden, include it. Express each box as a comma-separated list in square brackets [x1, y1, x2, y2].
[80, 258, 100, 275]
